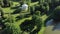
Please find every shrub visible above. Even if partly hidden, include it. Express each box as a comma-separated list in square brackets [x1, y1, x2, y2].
[0, 1, 2, 5]
[52, 6, 60, 21]
[30, 6, 35, 15]
[0, 6, 4, 18]
[31, 0, 39, 2]
[3, 23, 21, 34]
[31, 12, 42, 33]
[39, 2, 49, 14]
[20, 20, 34, 32]
[46, 0, 60, 10]
[2, 0, 11, 7]
[2, 11, 21, 34]
[39, 0, 45, 4]
[35, 11, 41, 16]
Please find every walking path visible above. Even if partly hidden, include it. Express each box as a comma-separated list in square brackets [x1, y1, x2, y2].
[44, 19, 60, 34]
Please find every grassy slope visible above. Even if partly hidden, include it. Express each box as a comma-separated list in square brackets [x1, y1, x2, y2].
[38, 15, 48, 34]
[2, 1, 48, 34]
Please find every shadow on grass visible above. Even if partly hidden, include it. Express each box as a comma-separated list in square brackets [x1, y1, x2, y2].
[20, 19, 42, 34]
[12, 8, 21, 14]
[11, 0, 20, 2]
[44, 15, 53, 27]
[16, 14, 31, 21]
[11, 6, 20, 9]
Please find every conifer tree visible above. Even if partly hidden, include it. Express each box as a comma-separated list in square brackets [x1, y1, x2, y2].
[52, 6, 60, 20]
[30, 6, 35, 15]
[31, 11, 42, 34]
[3, 0, 10, 7]
[0, 6, 4, 20]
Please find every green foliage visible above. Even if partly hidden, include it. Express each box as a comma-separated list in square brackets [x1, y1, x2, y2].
[9, 1, 13, 7]
[19, 14, 25, 19]
[1, 0, 11, 7]
[26, 0, 31, 5]
[35, 11, 41, 16]
[52, 6, 60, 20]
[4, 23, 21, 34]
[0, 1, 2, 5]
[1, 0, 60, 34]
[2, 11, 21, 34]
[31, 0, 39, 2]
[32, 14, 41, 24]
[31, 12, 42, 34]
[0, 6, 4, 19]
[39, 2, 49, 14]
[30, 6, 35, 15]
[39, 0, 45, 4]
[43, 2, 49, 11]
[0, 0, 3, 6]
[32, 11, 41, 24]
[7, 13, 13, 23]
[32, 11, 42, 27]
[18, 13, 30, 19]
[45, 0, 60, 4]
[20, 20, 34, 32]
[27, 0, 31, 12]
[46, 0, 60, 10]
[32, 6, 35, 12]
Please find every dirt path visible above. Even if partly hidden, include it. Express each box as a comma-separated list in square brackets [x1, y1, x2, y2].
[43, 26, 60, 34]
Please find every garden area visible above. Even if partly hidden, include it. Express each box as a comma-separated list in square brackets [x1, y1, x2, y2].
[0, 0, 60, 34]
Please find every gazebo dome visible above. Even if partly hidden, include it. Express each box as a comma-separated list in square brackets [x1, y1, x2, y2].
[21, 4, 28, 11]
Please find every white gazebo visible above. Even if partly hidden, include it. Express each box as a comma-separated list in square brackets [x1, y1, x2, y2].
[21, 3, 28, 11]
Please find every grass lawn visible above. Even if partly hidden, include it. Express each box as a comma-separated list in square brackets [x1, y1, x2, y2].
[1, 1, 48, 34]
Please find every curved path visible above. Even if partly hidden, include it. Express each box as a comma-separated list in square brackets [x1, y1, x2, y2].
[44, 23, 60, 34]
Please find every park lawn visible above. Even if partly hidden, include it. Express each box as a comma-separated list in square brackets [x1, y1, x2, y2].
[2, 1, 48, 34]
[15, 16, 32, 26]
[15, 15, 48, 34]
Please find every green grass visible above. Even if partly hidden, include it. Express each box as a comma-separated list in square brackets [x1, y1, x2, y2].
[15, 16, 32, 26]
[30, 1, 39, 6]
[1, 1, 48, 34]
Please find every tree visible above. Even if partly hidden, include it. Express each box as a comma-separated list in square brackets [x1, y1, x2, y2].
[42, 2, 49, 14]
[0, 6, 4, 18]
[39, 2, 49, 14]
[39, 0, 45, 5]
[0, 1, 2, 5]
[27, 0, 31, 12]
[52, 6, 60, 21]
[2, 0, 11, 7]
[46, 0, 60, 9]
[0, 6, 5, 31]
[31, 11, 42, 34]
[30, 6, 35, 15]
[3, 23, 21, 34]
[2, 12, 21, 34]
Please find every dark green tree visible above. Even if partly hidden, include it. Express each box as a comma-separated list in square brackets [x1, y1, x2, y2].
[52, 6, 60, 21]
[2, 0, 11, 7]
[0, 6, 4, 18]
[0, 6, 5, 31]
[30, 6, 35, 15]
[46, 0, 60, 10]
[31, 11, 42, 34]
[39, 2, 49, 14]
[2, 23, 21, 34]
